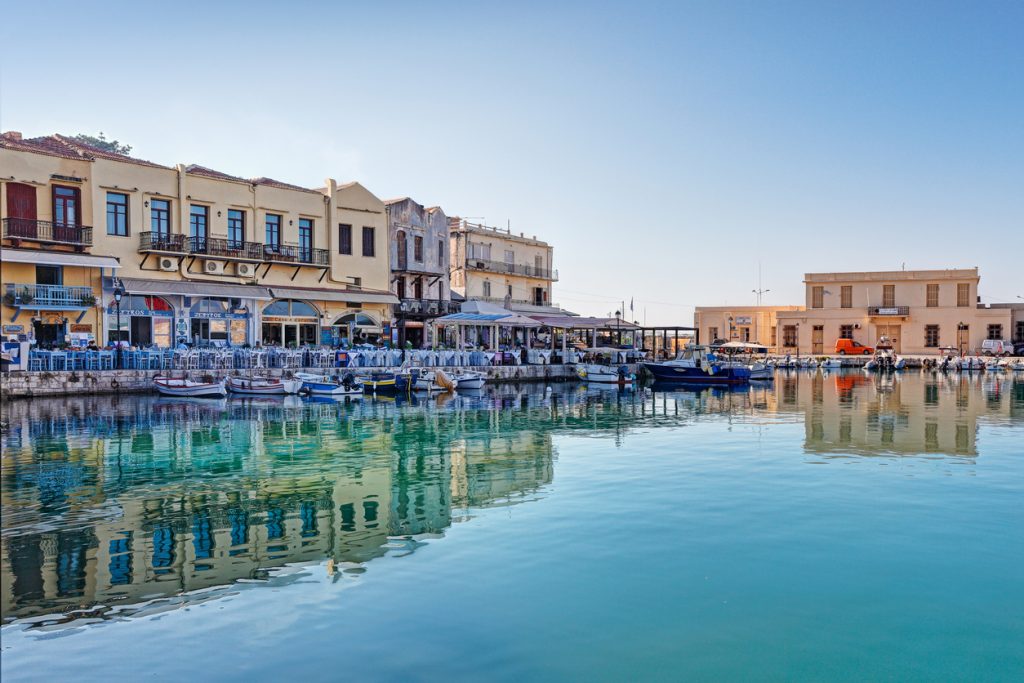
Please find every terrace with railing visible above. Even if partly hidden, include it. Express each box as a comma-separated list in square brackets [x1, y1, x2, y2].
[263, 243, 329, 266]
[465, 258, 558, 280]
[3, 218, 93, 248]
[3, 283, 97, 308]
[398, 299, 461, 317]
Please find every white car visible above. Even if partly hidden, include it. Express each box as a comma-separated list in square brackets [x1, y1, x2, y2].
[981, 339, 1014, 356]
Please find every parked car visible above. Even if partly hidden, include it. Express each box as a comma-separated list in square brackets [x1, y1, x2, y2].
[835, 339, 874, 355]
[981, 339, 1015, 356]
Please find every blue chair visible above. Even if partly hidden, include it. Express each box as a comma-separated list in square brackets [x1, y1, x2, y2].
[99, 351, 114, 370]
[29, 352, 45, 372]
[50, 352, 67, 371]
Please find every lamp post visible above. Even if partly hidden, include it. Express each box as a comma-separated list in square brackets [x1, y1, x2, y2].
[957, 321, 965, 355]
[113, 283, 125, 368]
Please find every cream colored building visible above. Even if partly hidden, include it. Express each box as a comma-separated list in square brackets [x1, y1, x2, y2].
[775, 268, 1017, 355]
[1, 132, 397, 348]
[693, 305, 804, 348]
[448, 218, 564, 315]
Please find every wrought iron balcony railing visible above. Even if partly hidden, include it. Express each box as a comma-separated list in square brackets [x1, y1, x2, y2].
[3, 218, 93, 247]
[4, 283, 96, 308]
[139, 231, 186, 252]
[398, 298, 461, 317]
[263, 243, 329, 265]
[464, 257, 557, 280]
[187, 236, 264, 260]
[477, 296, 559, 309]
[868, 306, 910, 316]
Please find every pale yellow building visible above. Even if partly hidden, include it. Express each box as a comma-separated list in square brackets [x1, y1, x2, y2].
[448, 218, 565, 315]
[693, 305, 804, 348]
[775, 268, 1018, 355]
[1, 132, 397, 348]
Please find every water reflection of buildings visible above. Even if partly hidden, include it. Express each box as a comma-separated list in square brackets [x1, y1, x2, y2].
[2, 377, 1020, 622]
[0, 395, 560, 622]
[773, 371, 1021, 457]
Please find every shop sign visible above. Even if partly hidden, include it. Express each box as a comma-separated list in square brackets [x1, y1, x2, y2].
[877, 307, 900, 315]
[262, 316, 315, 323]
[70, 324, 92, 333]
[175, 320, 189, 335]
[107, 308, 174, 317]
[3, 325, 25, 333]
[735, 316, 752, 325]
[191, 312, 249, 320]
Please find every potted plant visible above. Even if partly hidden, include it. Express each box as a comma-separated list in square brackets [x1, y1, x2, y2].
[18, 289, 33, 305]
[2, 292, 15, 307]
[79, 292, 97, 306]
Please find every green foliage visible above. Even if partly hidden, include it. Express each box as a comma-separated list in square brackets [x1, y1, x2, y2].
[72, 132, 132, 155]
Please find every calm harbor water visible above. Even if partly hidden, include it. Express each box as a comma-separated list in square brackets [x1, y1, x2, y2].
[2, 372, 1022, 681]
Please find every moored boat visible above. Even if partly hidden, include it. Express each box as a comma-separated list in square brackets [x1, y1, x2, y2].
[295, 372, 363, 396]
[575, 363, 636, 384]
[451, 370, 487, 389]
[153, 376, 228, 398]
[361, 371, 399, 394]
[227, 376, 302, 395]
[642, 345, 751, 385]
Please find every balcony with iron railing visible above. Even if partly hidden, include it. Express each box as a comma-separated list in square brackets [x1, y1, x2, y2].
[464, 258, 558, 280]
[868, 306, 911, 317]
[264, 243, 330, 266]
[398, 298, 461, 317]
[139, 231, 186, 253]
[477, 296, 560, 310]
[3, 283, 97, 309]
[187, 236, 264, 261]
[3, 218, 93, 248]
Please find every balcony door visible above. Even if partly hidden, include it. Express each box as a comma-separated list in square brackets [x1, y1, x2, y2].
[396, 231, 408, 270]
[6, 183, 37, 238]
[52, 186, 81, 243]
[812, 325, 823, 354]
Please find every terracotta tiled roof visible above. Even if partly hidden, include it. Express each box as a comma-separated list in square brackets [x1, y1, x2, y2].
[250, 176, 321, 194]
[0, 132, 170, 169]
[50, 134, 171, 169]
[185, 164, 248, 182]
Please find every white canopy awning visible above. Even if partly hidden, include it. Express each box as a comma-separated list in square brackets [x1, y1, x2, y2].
[1, 249, 121, 269]
[118, 277, 272, 300]
[270, 287, 399, 305]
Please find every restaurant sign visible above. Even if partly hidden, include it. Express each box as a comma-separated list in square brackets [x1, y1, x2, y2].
[876, 307, 900, 315]
[3, 324, 25, 333]
[734, 316, 752, 325]
[191, 312, 249, 320]
[70, 324, 93, 333]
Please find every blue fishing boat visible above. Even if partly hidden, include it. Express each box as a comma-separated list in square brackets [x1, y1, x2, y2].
[642, 345, 751, 385]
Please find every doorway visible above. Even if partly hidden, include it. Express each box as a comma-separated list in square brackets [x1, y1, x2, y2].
[33, 320, 64, 348]
[131, 316, 152, 346]
[876, 324, 902, 352]
[812, 325, 824, 354]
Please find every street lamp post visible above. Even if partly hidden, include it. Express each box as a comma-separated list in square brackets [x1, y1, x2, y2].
[113, 283, 125, 368]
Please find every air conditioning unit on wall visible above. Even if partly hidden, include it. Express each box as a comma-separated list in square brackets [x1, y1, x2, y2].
[236, 263, 256, 278]
[159, 257, 177, 272]
[204, 260, 225, 275]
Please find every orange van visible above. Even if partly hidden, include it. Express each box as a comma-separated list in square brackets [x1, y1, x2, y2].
[835, 339, 873, 355]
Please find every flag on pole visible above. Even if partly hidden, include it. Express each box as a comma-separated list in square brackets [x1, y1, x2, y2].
[630, 298, 634, 313]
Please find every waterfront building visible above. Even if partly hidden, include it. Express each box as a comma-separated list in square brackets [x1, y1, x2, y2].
[693, 306, 803, 348]
[384, 197, 456, 347]
[775, 268, 1021, 355]
[448, 218, 565, 316]
[1, 132, 397, 347]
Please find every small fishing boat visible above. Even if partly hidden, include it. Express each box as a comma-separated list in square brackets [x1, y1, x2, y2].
[642, 345, 751, 385]
[227, 376, 302, 395]
[411, 369, 457, 392]
[296, 372, 363, 396]
[153, 376, 228, 398]
[451, 370, 487, 389]
[820, 358, 843, 369]
[575, 364, 636, 384]
[361, 371, 399, 394]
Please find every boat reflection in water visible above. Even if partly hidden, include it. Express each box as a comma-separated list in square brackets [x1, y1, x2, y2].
[1, 373, 1021, 628]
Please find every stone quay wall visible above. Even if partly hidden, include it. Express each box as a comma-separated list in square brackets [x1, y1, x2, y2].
[1, 365, 584, 400]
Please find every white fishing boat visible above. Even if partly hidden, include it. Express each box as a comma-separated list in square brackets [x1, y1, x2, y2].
[412, 369, 457, 392]
[450, 370, 487, 390]
[575, 363, 636, 384]
[153, 376, 227, 398]
[820, 358, 843, 369]
[227, 376, 302, 395]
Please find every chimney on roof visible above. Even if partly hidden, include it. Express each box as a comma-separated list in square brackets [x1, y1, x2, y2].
[3, 131, 23, 141]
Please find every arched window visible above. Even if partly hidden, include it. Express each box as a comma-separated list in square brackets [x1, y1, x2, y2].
[333, 312, 379, 328]
[262, 299, 319, 318]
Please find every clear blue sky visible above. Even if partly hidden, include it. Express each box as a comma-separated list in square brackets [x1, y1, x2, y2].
[2, 1, 1021, 323]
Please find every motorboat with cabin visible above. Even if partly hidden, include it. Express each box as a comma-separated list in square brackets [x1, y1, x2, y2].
[295, 372, 364, 396]
[642, 345, 751, 384]
[573, 347, 637, 385]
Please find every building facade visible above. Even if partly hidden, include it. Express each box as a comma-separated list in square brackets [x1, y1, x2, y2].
[693, 306, 804, 348]
[775, 269, 1018, 355]
[1, 132, 397, 348]
[448, 218, 560, 315]
[384, 197, 456, 346]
